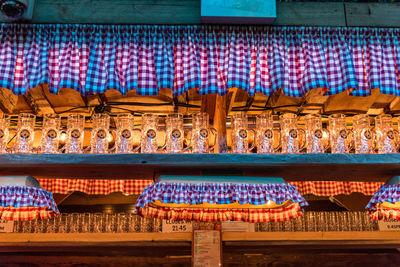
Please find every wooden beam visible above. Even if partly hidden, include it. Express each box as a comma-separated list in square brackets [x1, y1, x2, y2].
[0, 1, 398, 27]
[275, 2, 346, 26]
[345, 3, 400, 27]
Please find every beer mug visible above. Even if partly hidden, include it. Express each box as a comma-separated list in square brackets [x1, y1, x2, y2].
[353, 114, 375, 154]
[164, 113, 188, 153]
[230, 113, 255, 153]
[39, 114, 61, 154]
[255, 113, 280, 153]
[189, 113, 217, 153]
[304, 114, 329, 153]
[14, 113, 36, 153]
[0, 114, 9, 153]
[64, 114, 85, 154]
[114, 113, 135, 153]
[279, 113, 305, 153]
[89, 113, 111, 154]
[375, 114, 399, 153]
[139, 113, 160, 153]
[328, 114, 352, 154]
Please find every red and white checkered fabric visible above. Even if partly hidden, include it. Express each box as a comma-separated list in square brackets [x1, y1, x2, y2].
[37, 179, 152, 195]
[0, 207, 57, 221]
[289, 181, 384, 196]
[136, 203, 303, 223]
[38, 179, 383, 197]
[368, 208, 400, 221]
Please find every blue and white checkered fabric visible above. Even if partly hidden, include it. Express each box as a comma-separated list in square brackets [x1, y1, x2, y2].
[1, 24, 400, 97]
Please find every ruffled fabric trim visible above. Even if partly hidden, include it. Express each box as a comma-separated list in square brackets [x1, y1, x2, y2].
[136, 203, 303, 223]
[0, 207, 58, 221]
[368, 208, 400, 221]
[0, 186, 59, 221]
[136, 182, 308, 208]
[366, 184, 400, 211]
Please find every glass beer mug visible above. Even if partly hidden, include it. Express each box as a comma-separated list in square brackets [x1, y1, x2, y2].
[139, 113, 160, 153]
[0, 114, 9, 153]
[304, 114, 329, 153]
[353, 114, 375, 154]
[14, 113, 36, 153]
[328, 114, 352, 154]
[230, 113, 255, 153]
[375, 114, 399, 153]
[114, 113, 135, 153]
[279, 113, 305, 153]
[64, 114, 85, 153]
[164, 113, 188, 153]
[255, 113, 280, 153]
[190, 113, 217, 153]
[90, 113, 111, 153]
[39, 114, 61, 153]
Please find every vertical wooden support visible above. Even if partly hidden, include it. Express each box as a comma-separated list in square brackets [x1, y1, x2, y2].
[201, 94, 228, 153]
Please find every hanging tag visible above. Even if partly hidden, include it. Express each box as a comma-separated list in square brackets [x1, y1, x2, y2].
[0, 220, 14, 233]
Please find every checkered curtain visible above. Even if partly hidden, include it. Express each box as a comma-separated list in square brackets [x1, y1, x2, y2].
[2, 24, 400, 97]
[37, 179, 383, 196]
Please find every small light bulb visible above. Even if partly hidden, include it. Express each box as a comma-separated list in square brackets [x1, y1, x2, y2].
[322, 131, 328, 139]
[107, 133, 113, 142]
[60, 132, 66, 142]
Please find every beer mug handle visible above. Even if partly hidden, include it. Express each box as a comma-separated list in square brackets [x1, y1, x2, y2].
[58, 130, 66, 153]
[248, 129, 256, 152]
[273, 128, 281, 152]
[348, 129, 355, 151]
[394, 130, 400, 151]
[158, 130, 167, 152]
[107, 130, 117, 153]
[323, 128, 330, 152]
[208, 127, 218, 153]
[31, 129, 42, 153]
[371, 129, 377, 152]
[5, 127, 17, 152]
[183, 130, 192, 152]
[132, 128, 141, 153]
[298, 129, 306, 151]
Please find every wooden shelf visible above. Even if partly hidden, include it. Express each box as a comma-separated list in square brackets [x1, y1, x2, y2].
[1, 232, 400, 248]
[0, 153, 399, 181]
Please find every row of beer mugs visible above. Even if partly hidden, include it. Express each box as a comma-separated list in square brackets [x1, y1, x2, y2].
[0, 112, 398, 154]
[235, 112, 396, 154]
[0, 112, 217, 154]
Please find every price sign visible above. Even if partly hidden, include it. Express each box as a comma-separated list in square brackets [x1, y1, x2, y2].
[378, 220, 400, 231]
[192, 230, 222, 267]
[162, 219, 193, 233]
[0, 220, 14, 233]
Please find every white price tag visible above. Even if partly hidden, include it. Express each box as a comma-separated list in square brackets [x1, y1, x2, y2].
[221, 221, 255, 232]
[378, 220, 400, 231]
[162, 219, 192, 233]
[0, 220, 14, 233]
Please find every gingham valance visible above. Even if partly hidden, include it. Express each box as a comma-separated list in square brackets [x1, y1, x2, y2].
[2, 24, 400, 97]
[37, 179, 383, 196]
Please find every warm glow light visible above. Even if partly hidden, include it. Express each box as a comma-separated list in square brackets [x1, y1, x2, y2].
[107, 133, 113, 142]
[322, 131, 328, 139]
[60, 132, 66, 142]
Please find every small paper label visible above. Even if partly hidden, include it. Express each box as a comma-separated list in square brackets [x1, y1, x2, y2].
[378, 220, 400, 231]
[221, 221, 255, 232]
[162, 219, 193, 233]
[0, 220, 14, 233]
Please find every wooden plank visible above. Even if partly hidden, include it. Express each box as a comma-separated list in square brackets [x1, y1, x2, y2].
[274, 2, 346, 26]
[0, 233, 192, 245]
[345, 3, 400, 27]
[26, 0, 201, 24]
[0, 153, 397, 181]
[324, 89, 380, 114]
[213, 94, 228, 153]
[1, 1, 399, 27]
